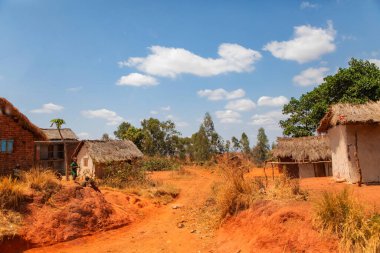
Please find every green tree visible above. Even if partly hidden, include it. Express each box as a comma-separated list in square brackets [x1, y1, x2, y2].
[203, 112, 223, 154]
[101, 133, 110, 141]
[113, 122, 132, 140]
[252, 128, 269, 167]
[190, 125, 211, 162]
[240, 132, 251, 158]
[280, 59, 380, 137]
[225, 140, 231, 153]
[124, 126, 144, 150]
[231, 136, 241, 152]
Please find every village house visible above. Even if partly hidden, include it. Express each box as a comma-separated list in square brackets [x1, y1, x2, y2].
[272, 136, 332, 178]
[318, 101, 380, 184]
[34, 128, 79, 175]
[73, 140, 143, 179]
[0, 97, 47, 175]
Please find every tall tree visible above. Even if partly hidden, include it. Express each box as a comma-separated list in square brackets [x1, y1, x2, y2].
[280, 59, 380, 137]
[113, 122, 132, 140]
[202, 112, 223, 154]
[252, 128, 269, 167]
[190, 125, 211, 162]
[225, 140, 231, 153]
[240, 132, 251, 158]
[231, 136, 241, 152]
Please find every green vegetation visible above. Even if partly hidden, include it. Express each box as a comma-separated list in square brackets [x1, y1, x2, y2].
[314, 189, 380, 252]
[280, 59, 380, 137]
[141, 156, 179, 171]
[252, 127, 270, 167]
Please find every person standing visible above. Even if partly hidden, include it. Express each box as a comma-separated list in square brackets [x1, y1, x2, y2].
[70, 157, 79, 181]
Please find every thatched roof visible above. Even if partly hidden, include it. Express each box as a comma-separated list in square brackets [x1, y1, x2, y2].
[75, 140, 143, 163]
[318, 101, 380, 133]
[0, 97, 47, 140]
[272, 135, 331, 162]
[41, 128, 78, 140]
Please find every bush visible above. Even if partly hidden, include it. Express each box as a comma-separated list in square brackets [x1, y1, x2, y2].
[21, 168, 61, 203]
[0, 177, 26, 211]
[141, 157, 179, 171]
[101, 162, 147, 188]
[314, 189, 380, 252]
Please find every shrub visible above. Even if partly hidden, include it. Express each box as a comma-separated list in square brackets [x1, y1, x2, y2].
[21, 168, 61, 203]
[141, 157, 179, 171]
[0, 177, 26, 211]
[314, 189, 380, 252]
[0, 210, 23, 240]
[101, 162, 147, 188]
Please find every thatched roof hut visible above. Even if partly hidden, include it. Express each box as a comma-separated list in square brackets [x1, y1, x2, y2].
[272, 135, 331, 162]
[0, 97, 46, 140]
[75, 140, 143, 164]
[318, 101, 380, 133]
[41, 128, 78, 140]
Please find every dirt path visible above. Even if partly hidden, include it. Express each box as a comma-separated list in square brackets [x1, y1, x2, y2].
[25, 167, 218, 253]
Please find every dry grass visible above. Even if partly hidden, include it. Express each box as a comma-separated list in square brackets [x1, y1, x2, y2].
[0, 210, 23, 240]
[314, 189, 380, 252]
[124, 182, 180, 205]
[20, 168, 61, 203]
[215, 160, 307, 220]
[0, 177, 26, 211]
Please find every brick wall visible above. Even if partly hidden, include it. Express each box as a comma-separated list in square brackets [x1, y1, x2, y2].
[0, 114, 38, 175]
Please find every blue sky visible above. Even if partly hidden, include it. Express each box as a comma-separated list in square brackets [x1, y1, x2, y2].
[1, 0, 380, 144]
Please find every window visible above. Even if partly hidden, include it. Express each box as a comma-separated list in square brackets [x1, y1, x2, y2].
[1, 140, 14, 153]
[83, 158, 89, 167]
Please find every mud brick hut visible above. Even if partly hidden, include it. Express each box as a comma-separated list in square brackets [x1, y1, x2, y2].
[73, 140, 143, 178]
[34, 128, 79, 175]
[271, 136, 332, 178]
[318, 101, 380, 184]
[0, 97, 47, 175]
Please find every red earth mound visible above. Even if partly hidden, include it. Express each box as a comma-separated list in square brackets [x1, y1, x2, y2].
[216, 200, 339, 253]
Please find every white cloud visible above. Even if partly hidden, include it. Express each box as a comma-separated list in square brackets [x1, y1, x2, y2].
[116, 73, 158, 87]
[161, 106, 171, 111]
[81, 109, 124, 126]
[120, 43, 262, 78]
[250, 111, 285, 127]
[293, 67, 329, 86]
[215, 110, 242, 124]
[369, 59, 380, 68]
[31, 103, 64, 114]
[150, 110, 159, 115]
[263, 21, 336, 63]
[258, 96, 289, 107]
[225, 99, 256, 111]
[197, 88, 245, 101]
[66, 86, 83, 92]
[300, 1, 319, 9]
[77, 132, 90, 140]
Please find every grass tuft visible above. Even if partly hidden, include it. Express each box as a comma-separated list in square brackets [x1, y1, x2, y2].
[0, 177, 26, 211]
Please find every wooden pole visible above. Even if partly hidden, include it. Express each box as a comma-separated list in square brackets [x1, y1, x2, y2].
[354, 132, 363, 187]
[64, 142, 68, 181]
[271, 163, 275, 180]
[263, 162, 268, 187]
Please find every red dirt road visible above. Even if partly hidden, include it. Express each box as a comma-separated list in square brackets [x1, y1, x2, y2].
[25, 167, 217, 253]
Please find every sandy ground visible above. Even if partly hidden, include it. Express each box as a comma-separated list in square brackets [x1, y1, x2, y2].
[25, 167, 218, 253]
[23, 167, 380, 253]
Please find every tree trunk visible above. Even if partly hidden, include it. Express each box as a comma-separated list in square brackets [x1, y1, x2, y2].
[58, 128, 68, 181]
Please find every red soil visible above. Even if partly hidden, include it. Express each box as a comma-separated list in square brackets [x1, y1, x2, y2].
[216, 201, 338, 253]
[6, 167, 380, 253]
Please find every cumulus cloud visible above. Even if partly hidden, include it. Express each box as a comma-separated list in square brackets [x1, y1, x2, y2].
[160, 106, 171, 111]
[293, 67, 329, 86]
[31, 103, 64, 114]
[225, 99, 256, 111]
[300, 1, 319, 9]
[369, 59, 380, 68]
[116, 73, 158, 87]
[197, 88, 245, 101]
[215, 110, 242, 124]
[258, 96, 289, 106]
[250, 111, 285, 127]
[77, 132, 90, 140]
[263, 21, 336, 63]
[82, 109, 124, 126]
[119, 43, 262, 78]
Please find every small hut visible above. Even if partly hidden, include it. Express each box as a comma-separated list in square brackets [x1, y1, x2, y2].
[318, 101, 380, 184]
[272, 136, 332, 178]
[35, 128, 79, 174]
[73, 140, 143, 178]
[0, 97, 47, 175]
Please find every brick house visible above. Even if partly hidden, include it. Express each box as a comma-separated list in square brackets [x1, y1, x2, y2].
[0, 97, 47, 175]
